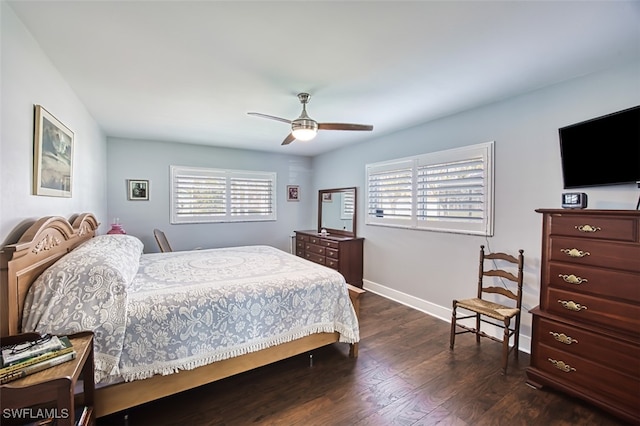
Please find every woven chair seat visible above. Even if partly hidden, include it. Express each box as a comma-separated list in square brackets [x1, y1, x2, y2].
[456, 298, 520, 321]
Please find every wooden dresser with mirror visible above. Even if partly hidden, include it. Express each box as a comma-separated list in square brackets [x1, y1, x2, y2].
[295, 187, 364, 287]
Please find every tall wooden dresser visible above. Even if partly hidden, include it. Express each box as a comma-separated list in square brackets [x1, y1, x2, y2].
[294, 230, 364, 288]
[526, 209, 640, 423]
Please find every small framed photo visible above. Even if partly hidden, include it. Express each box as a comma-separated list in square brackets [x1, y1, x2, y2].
[128, 179, 149, 200]
[322, 192, 332, 202]
[33, 105, 74, 197]
[287, 185, 300, 202]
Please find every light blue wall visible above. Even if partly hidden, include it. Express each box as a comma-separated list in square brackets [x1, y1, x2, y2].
[106, 138, 314, 253]
[0, 3, 108, 242]
[311, 60, 640, 351]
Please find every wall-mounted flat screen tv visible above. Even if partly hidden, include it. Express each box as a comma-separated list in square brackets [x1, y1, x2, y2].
[559, 105, 640, 189]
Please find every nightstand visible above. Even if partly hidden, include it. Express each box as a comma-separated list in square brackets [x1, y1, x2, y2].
[0, 331, 95, 426]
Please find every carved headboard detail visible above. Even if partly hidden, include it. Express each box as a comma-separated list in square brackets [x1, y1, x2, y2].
[0, 213, 99, 336]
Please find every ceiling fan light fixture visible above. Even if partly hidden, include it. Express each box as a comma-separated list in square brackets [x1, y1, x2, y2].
[291, 128, 317, 141]
[291, 119, 318, 141]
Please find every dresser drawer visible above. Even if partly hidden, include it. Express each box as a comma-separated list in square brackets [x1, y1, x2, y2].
[549, 236, 640, 272]
[318, 239, 339, 249]
[549, 214, 638, 242]
[535, 316, 640, 378]
[534, 343, 640, 412]
[545, 288, 640, 335]
[296, 234, 309, 242]
[548, 261, 640, 303]
[305, 243, 325, 255]
[304, 252, 325, 265]
[326, 248, 339, 259]
[325, 258, 339, 270]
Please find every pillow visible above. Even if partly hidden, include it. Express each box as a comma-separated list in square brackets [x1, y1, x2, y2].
[22, 234, 144, 382]
[73, 234, 144, 286]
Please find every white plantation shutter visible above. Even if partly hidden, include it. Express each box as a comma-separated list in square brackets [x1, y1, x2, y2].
[366, 142, 494, 235]
[417, 157, 485, 222]
[171, 166, 276, 224]
[229, 176, 274, 216]
[366, 160, 414, 227]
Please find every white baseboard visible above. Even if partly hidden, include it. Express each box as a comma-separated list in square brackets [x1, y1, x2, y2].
[362, 279, 531, 354]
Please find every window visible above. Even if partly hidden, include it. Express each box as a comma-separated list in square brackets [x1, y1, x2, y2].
[171, 165, 276, 224]
[366, 141, 494, 236]
[341, 190, 355, 220]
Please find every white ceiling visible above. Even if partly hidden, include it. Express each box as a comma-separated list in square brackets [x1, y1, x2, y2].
[7, 0, 640, 156]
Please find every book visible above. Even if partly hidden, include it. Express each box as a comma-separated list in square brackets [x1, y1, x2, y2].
[76, 405, 90, 425]
[0, 336, 74, 375]
[0, 350, 77, 384]
[1, 335, 65, 366]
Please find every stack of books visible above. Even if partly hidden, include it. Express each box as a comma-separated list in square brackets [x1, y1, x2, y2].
[0, 335, 76, 384]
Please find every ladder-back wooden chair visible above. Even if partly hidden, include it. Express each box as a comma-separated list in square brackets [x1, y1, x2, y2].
[449, 245, 524, 374]
[153, 229, 173, 253]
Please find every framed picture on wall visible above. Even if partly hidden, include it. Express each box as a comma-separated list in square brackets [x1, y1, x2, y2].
[128, 179, 149, 200]
[287, 185, 299, 201]
[33, 105, 74, 197]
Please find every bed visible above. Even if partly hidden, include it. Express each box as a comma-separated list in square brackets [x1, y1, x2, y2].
[0, 213, 364, 417]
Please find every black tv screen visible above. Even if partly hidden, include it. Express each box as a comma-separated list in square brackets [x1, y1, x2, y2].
[559, 105, 640, 189]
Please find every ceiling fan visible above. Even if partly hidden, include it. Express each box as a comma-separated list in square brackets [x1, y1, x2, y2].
[248, 93, 374, 145]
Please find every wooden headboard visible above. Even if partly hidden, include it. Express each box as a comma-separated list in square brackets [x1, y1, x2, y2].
[0, 213, 99, 337]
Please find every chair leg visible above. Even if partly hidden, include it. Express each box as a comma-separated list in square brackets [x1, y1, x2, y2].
[475, 313, 481, 343]
[501, 318, 510, 375]
[514, 314, 521, 360]
[449, 301, 457, 350]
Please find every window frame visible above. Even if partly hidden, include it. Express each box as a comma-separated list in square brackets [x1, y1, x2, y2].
[365, 141, 494, 236]
[170, 165, 277, 224]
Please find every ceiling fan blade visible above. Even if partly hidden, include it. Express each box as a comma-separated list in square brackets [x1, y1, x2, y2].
[318, 123, 373, 131]
[281, 133, 296, 145]
[248, 112, 292, 124]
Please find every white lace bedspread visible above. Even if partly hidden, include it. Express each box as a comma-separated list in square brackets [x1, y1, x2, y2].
[23, 239, 359, 385]
[115, 245, 359, 383]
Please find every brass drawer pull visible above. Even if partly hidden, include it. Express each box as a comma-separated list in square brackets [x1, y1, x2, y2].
[575, 224, 601, 233]
[548, 358, 576, 373]
[549, 331, 578, 345]
[558, 300, 588, 312]
[560, 248, 590, 258]
[558, 274, 587, 285]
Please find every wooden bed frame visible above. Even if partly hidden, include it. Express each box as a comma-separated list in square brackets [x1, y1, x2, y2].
[0, 213, 365, 417]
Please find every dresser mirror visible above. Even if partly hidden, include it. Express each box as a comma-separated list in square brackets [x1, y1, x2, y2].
[318, 187, 357, 237]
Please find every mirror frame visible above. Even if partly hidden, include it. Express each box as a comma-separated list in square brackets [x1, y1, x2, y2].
[317, 187, 357, 238]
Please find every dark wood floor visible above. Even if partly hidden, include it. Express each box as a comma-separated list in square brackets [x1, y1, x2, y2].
[97, 292, 629, 426]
